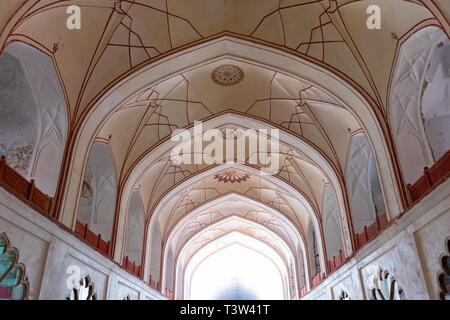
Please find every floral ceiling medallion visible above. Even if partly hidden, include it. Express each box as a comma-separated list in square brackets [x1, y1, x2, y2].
[211, 64, 244, 86]
[214, 170, 250, 183]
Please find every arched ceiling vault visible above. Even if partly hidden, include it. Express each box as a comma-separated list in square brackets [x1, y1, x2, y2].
[99, 57, 361, 182]
[177, 223, 295, 299]
[164, 198, 304, 265]
[97, 110, 357, 265]
[142, 164, 327, 275]
[1, 0, 448, 297]
[54, 33, 418, 237]
[1, 0, 446, 121]
[149, 170, 321, 244]
[3, 1, 444, 266]
[181, 231, 291, 299]
[162, 196, 310, 293]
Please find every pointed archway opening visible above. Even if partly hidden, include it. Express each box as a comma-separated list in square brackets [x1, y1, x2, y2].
[184, 232, 287, 300]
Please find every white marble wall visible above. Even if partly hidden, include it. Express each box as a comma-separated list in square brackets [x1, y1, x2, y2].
[303, 179, 450, 300]
[0, 187, 164, 300]
[0, 178, 448, 300]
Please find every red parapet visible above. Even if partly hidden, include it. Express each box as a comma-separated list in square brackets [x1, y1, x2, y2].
[164, 289, 174, 300]
[86, 228, 99, 245]
[355, 212, 388, 250]
[378, 212, 389, 228]
[98, 237, 110, 255]
[311, 273, 325, 289]
[299, 287, 308, 298]
[148, 275, 157, 290]
[428, 151, 450, 185]
[328, 250, 346, 274]
[0, 156, 53, 218]
[409, 175, 430, 203]
[122, 256, 141, 278]
[74, 221, 86, 236]
[74, 221, 110, 256]
[351, 152, 450, 254]
[408, 150, 450, 204]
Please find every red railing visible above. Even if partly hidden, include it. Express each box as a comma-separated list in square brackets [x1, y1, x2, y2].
[147, 275, 158, 291]
[2, 149, 448, 300]
[354, 212, 389, 250]
[0, 156, 55, 218]
[122, 256, 141, 278]
[407, 150, 450, 205]
[299, 287, 308, 298]
[164, 288, 174, 300]
[297, 151, 450, 299]
[311, 273, 325, 289]
[0, 156, 166, 295]
[328, 250, 347, 274]
[74, 221, 111, 256]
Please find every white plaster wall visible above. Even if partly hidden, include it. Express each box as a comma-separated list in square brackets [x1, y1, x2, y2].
[124, 191, 145, 265]
[5, 42, 68, 197]
[77, 143, 117, 242]
[422, 38, 450, 162]
[0, 178, 448, 300]
[389, 26, 446, 185]
[0, 51, 38, 177]
[149, 222, 162, 283]
[302, 179, 450, 300]
[414, 208, 450, 299]
[0, 188, 164, 300]
[345, 133, 378, 234]
[322, 185, 344, 260]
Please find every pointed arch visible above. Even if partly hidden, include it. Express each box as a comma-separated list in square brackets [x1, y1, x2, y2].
[345, 133, 386, 235]
[57, 36, 405, 247]
[322, 184, 345, 261]
[76, 141, 117, 241]
[124, 190, 145, 265]
[389, 26, 449, 185]
[0, 41, 68, 196]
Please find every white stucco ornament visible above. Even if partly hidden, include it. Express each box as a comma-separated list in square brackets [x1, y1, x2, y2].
[369, 267, 405, 300]
[67, 276, 97, 300]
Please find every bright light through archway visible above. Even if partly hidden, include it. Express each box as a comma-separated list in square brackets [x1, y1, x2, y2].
[189, 243, 285, 300]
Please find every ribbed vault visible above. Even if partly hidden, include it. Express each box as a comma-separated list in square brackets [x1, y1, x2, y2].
[1, 0, 448, 300]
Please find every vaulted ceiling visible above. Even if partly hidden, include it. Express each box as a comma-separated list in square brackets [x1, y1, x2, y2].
[1, 0, 448, 297]
[2, 0, 446, 126]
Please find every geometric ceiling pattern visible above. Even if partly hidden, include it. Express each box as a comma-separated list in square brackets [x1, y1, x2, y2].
[98, 59, 359, 183]
[2, 0, 441, 123]
[1, 0, 448, 298]
[166, 196, 307, 297]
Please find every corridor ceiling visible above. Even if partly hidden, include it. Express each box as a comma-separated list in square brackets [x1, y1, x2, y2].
[1, 0, 448, 298]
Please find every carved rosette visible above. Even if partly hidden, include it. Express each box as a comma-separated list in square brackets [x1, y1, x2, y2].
[211, 64, 244, 86]
[213, 170, 250, 183]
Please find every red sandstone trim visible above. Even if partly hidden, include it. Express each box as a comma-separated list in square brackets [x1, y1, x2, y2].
[0, 156, 164, 296]
[1, 151, 449, 300]
[122, 255, 141, 279]
[74, 221, 111, 257]
[407, 150, 450, 205]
